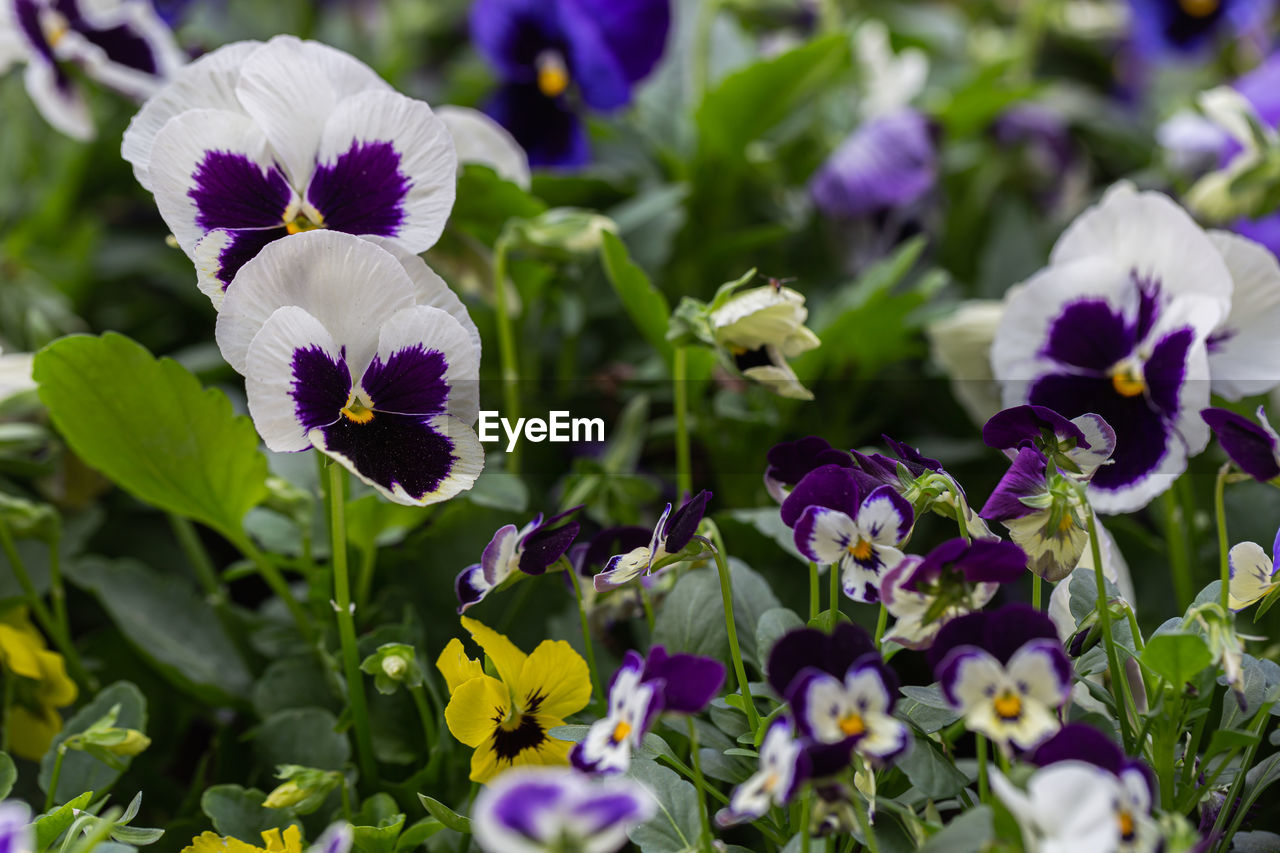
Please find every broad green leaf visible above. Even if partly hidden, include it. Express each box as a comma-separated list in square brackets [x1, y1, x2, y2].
[352, 813, 406, 853]
[33, 333, 269, 542]
[200, 785, 299, 842]
[600, 231, 673, 363]
[653, 560, 777, 664]
[918, 806, 993, 853]
[754, 607, 804, 668]
[393, 819, 443, 853]
[1141, 633, 1213, 688]
[253, 708, 350, 771]
[39, 682, 145, 803]
[416, 795, 470, 834]
[251, 656, 341, 719]
[897, 734, 969, 798]
[626, 758, 700, 853]
[448, 163, 546, 246]
[65, 557, 250, 703]
[34, 792, 94, 850]
[0, 752, 14, 798]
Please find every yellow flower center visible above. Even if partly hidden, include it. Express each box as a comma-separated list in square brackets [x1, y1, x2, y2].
[285, 213, 325, 235]
[846, 539, 874, 561]
[1179, 0, 1218, 16]
[1109, 361, 1145, 397]
[611, 720, 632, 744]
[1057, 512, 1076, 534]
[993, 690, 1022, 721]
[536, 51, 570, 98]
[838, 713, 866, 737]
[341, 394, 374, 424]
[1118, 810, 1135, 840]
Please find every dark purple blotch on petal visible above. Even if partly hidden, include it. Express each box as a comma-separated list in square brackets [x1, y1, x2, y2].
[362, 345, 449, 416]
[663, 490, 711, 553]
[980, 447, 1048, 522]
[319, 413, 458, 500]
[58, 0, 162, 74]
[307, 140, 409, 239]
[928, 603, 1060, 673]
[766, 623, 875, 700]
[291, 345, 349, 431]
[209, 227, 288, 292]
[189, 151, 292, 232]
[491, 779, 564, 838]
[573, 789, 651, 835]
[1203, 408, 1280, 481]
[484, 82, 590, 169]
[518, 507, 583, 575]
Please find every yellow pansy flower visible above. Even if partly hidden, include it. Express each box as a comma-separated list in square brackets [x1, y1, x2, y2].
[0, 608, 77, 761]
[437, 616, 591, 784]
[182, 826, 304, 853]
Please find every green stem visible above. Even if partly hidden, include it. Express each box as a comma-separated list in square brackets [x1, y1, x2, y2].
[852, 788, 879, 853]
[692, 0, 720, 102]
[639, 582, 657, 633]
[808, 562, 820, 622]
[408, 683, 435, 753]
[236, 535, 315, 645]
[828, 561, 841, 630]
[800, 794, 812, 853]
[873, 603, 888, 648]
[708, 527, 761, 731]
[492, 233, 521, 475]
[1214, 463, 1231, 614]
[673, 346, 692, 499]
[1, 672, 12, 752]
[169, 514, 250, 663]
[1087, 509, 1135, 751]
[976, 735, 990, 803]
[567, 562, 603, 707]
[1032, 574, 1042, 611]
[686, 718, 713, 851]
[1162, 489, 1195, 611]
[326, 464, 377, 785]
[45, 745, 66, 811]
[1212, 702, 1273, 850]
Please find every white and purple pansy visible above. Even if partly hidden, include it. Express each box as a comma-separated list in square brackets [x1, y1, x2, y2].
[570, 645, 725, 776]
[983, 404, 1116, 480]
[790, 468, 914, 604]
[470, 766, 655, 853]
[1225, 525, 1280, 611]
[994, 185, 1232, 514]
[787, 654, 911, 767]
[218, 231, 483, 506]
[991, 761, 1126, 853]
[307, 823, 353, 853]
[1202, 406, 1280, 482]
[980, 447, 1091, 582]
[763, 436, 853, 504]
[715, 716, 810, 827]
[121, 35, 455, 303]
[1029, 724, 1158, 853]
[930, 605, 1071, 752]
[1, 0, 182, 140]
[0, 801, 32, 853]
[455, 508, 582, 613]
[880, 538, 1026, 650]
[592, 490, 711, 592]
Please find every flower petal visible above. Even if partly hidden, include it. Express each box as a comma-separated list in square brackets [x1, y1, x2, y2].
[794, 506, 857, 564]
[1006, 639, 1072, 709]
[1228, 541, 1276, 610]
[1206, 231, 1280, 400]
[364, 304, 480, 425]
[856, 484, 913, 545]
[438, 104, 531, 189]
[517, 639, 592, 721]
[444, 673, 510, 747]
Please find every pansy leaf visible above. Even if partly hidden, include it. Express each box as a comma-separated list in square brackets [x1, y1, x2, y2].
[393, 819, 444, 853]
[252, 708, 350, 771]
[200, 785, 299, 841]
[917, 806, 994, 853]
[1141, 633, 1214, 688]
[416, 796, 470, 834]
[38, 682, 145, 804]
[897, 734, 970, 799]
[600, 231, 673, 364]
[352, 813, 405, 853]
[33, 333, 269, 543]
[0, 752, 14, 799]
[754, 607, 805, 671]
[626, 758, 701, 853]
[34, 792, 94, 850]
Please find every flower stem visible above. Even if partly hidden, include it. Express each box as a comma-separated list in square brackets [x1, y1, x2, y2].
[639, 583, 656, 633]
[0, 673, 12, 753]
[708, 526, 761, 731]
[492, 233, 521, 475]
[326, 463, 377, 785]
[408, 683, 435, 753]
[1214, 463, 1231, 614]
[808, 562, 820, 621]
[1087, 509, 1135, 752]
[169, 514, 251, 663]
[873, 603, 888, 648]
[828, 560, 841, 630]
[1162, 488, 1195, 610]
[567, 562, 603, 707]
[1212, 702, 1274, 850]
[1031, 573, 1042, 611]
[235, 535, 315, 646]
[45, 745, 66, 810]
[800, 795, 812, 853]
[686, 717, 713, 851]
[975, 734, 990, 803]
[673, 346, 692, 499]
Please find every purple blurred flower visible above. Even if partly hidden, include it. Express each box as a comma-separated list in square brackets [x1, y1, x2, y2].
[456, 507, 582, 612]
[763, 436, 853, 503]
[1127, 0, 1273, 59]
[1203, 405, 1280, 481]
[810, 108, 937, 219]
[716, 717, 809, 826]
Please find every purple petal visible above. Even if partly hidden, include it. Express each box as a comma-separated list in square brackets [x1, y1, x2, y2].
[556, 0, 632, 110]
[908, 538, 1027, 588]
[189, 150, 292, 233]
[780, 465, 863, 528]
[1039, 298, 1135, 371]
[1029, 723, 1125, 774]
[882, 435, 944, 474]
[291, 345, 350, 431]
[455, 563, 489, 613]
[484, 82, 590, 169]
[1203, 407, 1280, 481]
[982, 405, 1088, 452]
[572, 789, 652, 835]
[766, 624, 875, 699]
[810, 109, 936, 218]
[518, 521, 580, 575]
[566, 0, 670, 85]
[765, 436, 853, 499]
[980, 447, 1048, 522]
[662, 489, 711, 553]
[306, 140, 409, 238]
[929, 603, 1060, 672]
[491, 779, 566, 838]
[361, 344, 449, 416]
[643, 646, 726, 714]
[316, 413, 462, 501]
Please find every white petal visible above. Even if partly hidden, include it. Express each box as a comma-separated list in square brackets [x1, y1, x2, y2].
[856, 490, 910, 545]
[437, 104, 530, 189]
[58, 1, 183, 100]
[926, 299, 1006, 427]
[244, 306, 345, 452]
[711, 286, 810, 350]
[1207, 231, 1280, 400]
[22, 61, 93, 141]
[370, 305, 480, 425]
[797, 507, 859, 565]
[1228, 541, 1276, 610]
[216, 231, 418, 375]
[1007, 641, 1069, 708]
[946, 649, 1008, 710]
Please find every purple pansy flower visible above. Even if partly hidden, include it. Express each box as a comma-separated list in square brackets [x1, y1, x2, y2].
[456, 508, 582, 613]
[1127, 0, 1272, 59]
[715, 716, 810, 827]
[1203, 406, 1280, 481]
[471, 766, 655, 853]
[810, 108, 937, 219]
[121, 35, 456, 302]
[992, 185, 1231, 513]
[217, 231, 483, 506]
[788, 466, 914, 603]
[763, 436, 853, 504]
[469, 0, 671, 168]
[1225, 524, 1280, 610]
[881, 539, 1026, 649]
[931, 604, 1071, 752]
[983, 405, 1116, 479]
[571, 645, 725, 775]
[787, 653, 911, 768]
[593, 490, 711, 591]
[1, 0, 182, 140]
[0, 802, 32, 853]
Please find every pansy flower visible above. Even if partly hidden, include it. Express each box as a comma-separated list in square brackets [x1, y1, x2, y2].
[182, 826, 304, 853]
[880, 539, 1026, 650]
[709, 281, 821, 401]
[930, 604, 1071, 752]
[217, 231, 483, 506]
[1202, 406, 1280, 482]
[992, 185, 1230, 513]
[715, 717, 810, 827]
[1225, 526, 1280, 610]
[436, 104, 531, 190]
[592, 490, 711, 592]
[1202, 231, 1280, 400]
[470, 0, 671, 168]
[437, 616, 591, 783]
[787, 653, 911, 769]
[0, 606, 78, 761]
[810, 108, 937, 219]
[1127, 0, 1272, 59]
[471, 766, 655, 853]
[121, 35, 455, 301]
[0, 799, 32, 853]
[787, 465, 914, 603]
[981, 448, 1092, 582]
[570, 645, 724, 775]
[0, 0, 182, 140]
[456, 508, 582, 613]
[983, 405, 1116, 479]
[763, 436, 853, 504]
[991, 761, 1127, 853]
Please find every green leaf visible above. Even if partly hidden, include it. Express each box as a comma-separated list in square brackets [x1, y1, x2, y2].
[65, 557, 250, 703]
[625, 758, 701, 853]
[0, 753, 13, 799]
[416, 795, 471, 834]
[918, 806, 993, 853]
[897, 734, 970, 799]
[352, 813, 406, 853]
[34, 792, 94, 850]
[449, 163, 546, 246]
[200, 785, 299, 842]
[253, 709, 350, 772]
[600, 231, 673, 363]
[39, 682, 145, 803]
[33, 333, 269, 542]
[251, 656, 341, 719]
[393, 819, 443, 853]
[1141, 633, 1214, 687]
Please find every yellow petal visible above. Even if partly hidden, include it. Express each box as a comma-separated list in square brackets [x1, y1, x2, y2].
[281, 825, 303, 853]
[34, 647, 77, 707]
[7, 704, 60, 761]
[445, 674, 508, 747]
[516, 640, 591, 720]
[467, 718, 573, 784]
[436, 638, 484, 693]
[460, 617, 526, 688]
[260, 829, 283, 852]
[182, 833, 233, 853]
[469, 741, 502, 784]
[0, 623, 44, 680]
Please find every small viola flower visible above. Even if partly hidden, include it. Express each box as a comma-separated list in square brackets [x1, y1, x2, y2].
[216, 231, 483, 507]
[571, 645, 724, 775]
[1226, 527, 1280, 610]
[471, 767, 655, 853]
[715, 717, 810, 827]
[709, 281, 820, 401]
[593, 490, 711, 592]
[880, 539, 1026, 650]
[456, 508, 582, 613]
[0, 801, 32, 853]
[787, 654, 911, 767]
[182, 826, 304, 853]
[810, 108, 936, 219]
[0, 0, 183, 140]
[1127, 0, 1272, 59]
[991, 761, 1128, 853]
[789, 466, 914, 603]
[437, 104, 531, 189]
[1202, 406, 1280, 481]
[980, 448, 1092, 582]
[992, 185, 1230, 514]
[122, 35, 456, 300]
[0, 606, 77, 761]
[763, 436, 852, 504]
[930, 604, 1071, 752]
[437, 616, 591, 783]
[983, 405, 1116, 479]
[470, 0, 671, 168]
